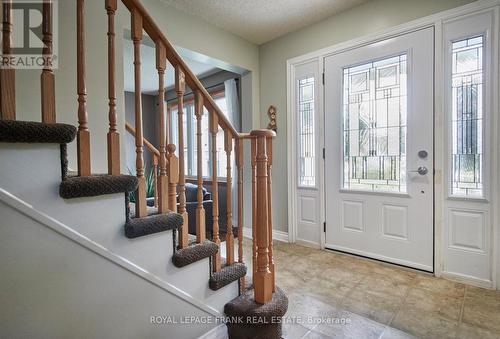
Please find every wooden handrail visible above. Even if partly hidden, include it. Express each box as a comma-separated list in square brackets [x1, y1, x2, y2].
[120, 0, 239, 138]
[125, 122, 160, 158]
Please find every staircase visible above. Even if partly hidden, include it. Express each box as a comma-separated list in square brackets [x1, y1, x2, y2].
[0, 0, 286, 338]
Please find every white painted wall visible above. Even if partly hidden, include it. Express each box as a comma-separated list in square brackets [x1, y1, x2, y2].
[259, 0, 476, 233]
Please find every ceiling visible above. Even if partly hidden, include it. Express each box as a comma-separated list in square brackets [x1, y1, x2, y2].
[160, 0, 370, 44]
[123, 39, 219, 93]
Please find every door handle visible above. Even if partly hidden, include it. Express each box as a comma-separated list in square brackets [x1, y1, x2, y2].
[409, 166, 428, 175]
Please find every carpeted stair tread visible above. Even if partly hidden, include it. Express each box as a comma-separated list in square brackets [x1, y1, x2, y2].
[0, 120, 76, 144]
[172, 239, 219, 268]
[209, 262, 247, 291]
[125, 212, 183, 239]
[224, 286, 288, 339]
[60, 174, 138, 199]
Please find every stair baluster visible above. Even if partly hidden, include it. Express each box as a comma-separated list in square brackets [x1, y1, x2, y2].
[131, 8, 146, 217]
[76, 0, 91, 176]
[1, 0, 15, 120]
[153, 155, 158, 208]
[210, 110, 221, 272]
[106, 0, 120, 175]
[41, 0, 55, 123]
[167, 144, 179, 212]
[236, 137, 245, 291]
[176, 65, 189, 248]
[225, 130, 234, 265]
[194, 91, 206, 243]
[156, 42, 168, 214]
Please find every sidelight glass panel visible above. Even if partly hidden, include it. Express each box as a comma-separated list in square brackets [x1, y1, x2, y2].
[451, 36, 483, 196]
[298, 76, 316, 187]
[342, 54, 407, 192]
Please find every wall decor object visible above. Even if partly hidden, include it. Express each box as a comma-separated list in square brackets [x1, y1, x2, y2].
[267, 105, 277, 132]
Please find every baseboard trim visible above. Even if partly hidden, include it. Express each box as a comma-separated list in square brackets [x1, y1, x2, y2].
[243, 227, 289, 243]
[441, 271, 495, 289]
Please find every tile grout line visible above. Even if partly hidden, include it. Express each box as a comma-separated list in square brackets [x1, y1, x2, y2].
[340, 269, 400, 339]
[378, 274, 418, 339]
[458, 285, 467, 323]
[298, 324, 321, 339]
[454, 285, 468, 338]
[338, 270, 369, 307]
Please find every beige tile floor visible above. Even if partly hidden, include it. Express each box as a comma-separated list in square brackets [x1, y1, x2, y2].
[237, 239, 500, 339]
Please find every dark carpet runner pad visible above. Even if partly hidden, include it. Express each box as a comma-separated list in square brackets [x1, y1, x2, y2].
[60, 175, 138, 199]
[0, 120, 76, 144]
[125, 212, 183, 239]
[172, 240, 219, 268]
[209, 262, 247, 291]
[224, 286, 288, 339]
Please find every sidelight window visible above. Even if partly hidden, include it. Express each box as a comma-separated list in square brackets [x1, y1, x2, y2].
[450, 36, 484, 197]
[297, 76, 316, 187]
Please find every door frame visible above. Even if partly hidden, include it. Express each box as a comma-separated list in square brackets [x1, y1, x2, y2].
[286, 0, 500, 288]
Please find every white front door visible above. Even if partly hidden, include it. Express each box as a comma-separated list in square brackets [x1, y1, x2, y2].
[324, 28, 434, 271]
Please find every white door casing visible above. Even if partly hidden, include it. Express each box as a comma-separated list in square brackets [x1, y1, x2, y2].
[324, 28, 434, 271]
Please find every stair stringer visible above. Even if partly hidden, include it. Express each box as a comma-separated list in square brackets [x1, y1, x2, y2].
[0, 142, 239, 313]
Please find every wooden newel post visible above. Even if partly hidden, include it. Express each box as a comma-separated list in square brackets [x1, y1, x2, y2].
[251, 129, 275, 304]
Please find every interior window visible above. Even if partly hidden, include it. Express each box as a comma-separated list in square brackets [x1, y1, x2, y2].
[451, 36, 484, 197]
